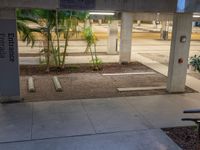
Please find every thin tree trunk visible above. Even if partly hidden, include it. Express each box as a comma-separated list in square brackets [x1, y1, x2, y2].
[56, 9, 61, 67]
[46, 31, 50, 73]
[93, 44, 99, 70]
[89, 45, 96, 70]
[50, 39, 58, 66]
[61, 29, 69, 69]
[61, 13, 72, 69]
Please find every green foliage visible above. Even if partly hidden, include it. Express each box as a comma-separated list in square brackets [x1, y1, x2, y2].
[89, 57, 103, 70]
[189, 55, 200, 72]
[83, 27, 96, 47]
[16, 9, 39, 47]
[17, 8, 89, 72]
[83, 27, 102, 70]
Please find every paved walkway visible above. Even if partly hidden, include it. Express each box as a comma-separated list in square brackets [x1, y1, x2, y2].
[2, 93, 200, 149]
[0, 129, 180, 150]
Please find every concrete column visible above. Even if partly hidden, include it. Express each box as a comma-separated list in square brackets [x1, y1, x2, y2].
[119, 12, 133, 64]
[0, 8, 20, 102]
[98, 19, 102, 25]
[160, 21, 169, 40]
[152, 20, 157, 28]
[137, 20, 141, 26]
[167, 13, 193, 93]
[107, 20, 118, 54]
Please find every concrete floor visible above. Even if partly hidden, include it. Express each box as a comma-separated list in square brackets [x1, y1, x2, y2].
[0, 129, 181, 150]
[1, 93, 200, 149]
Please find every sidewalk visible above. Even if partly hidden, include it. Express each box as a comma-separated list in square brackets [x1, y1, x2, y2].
[2, 93, 200, 149]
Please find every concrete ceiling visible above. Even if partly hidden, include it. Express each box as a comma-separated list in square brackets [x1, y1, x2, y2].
[0, 0, 200, 13]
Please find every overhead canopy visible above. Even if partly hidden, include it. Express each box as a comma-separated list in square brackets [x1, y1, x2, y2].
[0, 0, 200, 13]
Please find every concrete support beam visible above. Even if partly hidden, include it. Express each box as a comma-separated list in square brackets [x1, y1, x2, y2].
[0, 8, 20, 102]
[167, 13, 193, 93]
[119, 12, 133, 64]
[152, 20, 157, 28]
[137, 20, 141, 26]
[98, 19, 102, 25]
[160, 21, 169, 40]
[28, 77, 36, 93]
[107, 20, 118, 54]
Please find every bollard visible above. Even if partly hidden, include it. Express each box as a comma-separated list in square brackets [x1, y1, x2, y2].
[28, 77, 36, 93]
[52, 76, 63, 92]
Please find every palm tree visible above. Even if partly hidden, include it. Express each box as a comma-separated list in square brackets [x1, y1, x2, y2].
[59, 10, 89, 69]
[17, 8, 89, 72]
[16, 9, 39, 47]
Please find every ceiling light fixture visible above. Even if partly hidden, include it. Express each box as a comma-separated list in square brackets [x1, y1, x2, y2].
[89, 12, 115, 16]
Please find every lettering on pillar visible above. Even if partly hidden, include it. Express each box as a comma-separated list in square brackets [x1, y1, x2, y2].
[0, 33, 6, 59]
[8, 33, 15, 62]
[0, 19, 20, 99]
[0, 33, 15, 62]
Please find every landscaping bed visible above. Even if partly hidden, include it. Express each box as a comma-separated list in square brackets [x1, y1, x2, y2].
[163, 126, 198, 150]
[20, 62, 196, 102]
[20, 62, 152, 75]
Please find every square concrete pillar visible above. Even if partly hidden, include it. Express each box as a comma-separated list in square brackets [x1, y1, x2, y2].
[160, 21, 169, 40]
[137, 20, 141, 26]
[167, 13, 193, 93]
[119, 12, 133, 64]
[0, 8, 20, 102]
[107, 20, 118, 54]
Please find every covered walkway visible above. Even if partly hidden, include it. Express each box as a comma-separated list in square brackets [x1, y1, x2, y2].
[1, 93, 200, 149]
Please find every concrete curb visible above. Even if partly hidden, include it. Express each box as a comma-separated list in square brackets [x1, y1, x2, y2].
[28, 77, 36, 93]
[53, 76, 63, 92]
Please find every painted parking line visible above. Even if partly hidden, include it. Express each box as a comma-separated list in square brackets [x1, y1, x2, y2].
[102, 72, 156, 76]
[117, 86, 166, 92]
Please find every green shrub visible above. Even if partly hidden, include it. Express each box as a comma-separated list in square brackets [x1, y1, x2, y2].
[189, 55, 200, 72]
